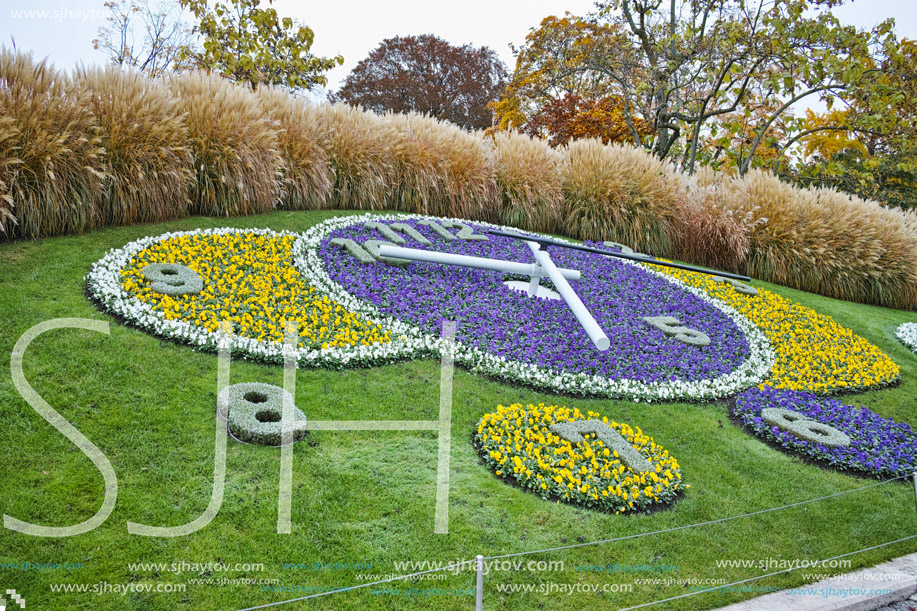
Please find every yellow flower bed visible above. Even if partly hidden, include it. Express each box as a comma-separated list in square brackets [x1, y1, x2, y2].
[119, 231, 390, 350]
[474, 403, 683, 513]
[648, 265, 900, 393]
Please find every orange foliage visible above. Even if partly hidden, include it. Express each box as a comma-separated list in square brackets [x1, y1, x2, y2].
[522, 93, 650, 148]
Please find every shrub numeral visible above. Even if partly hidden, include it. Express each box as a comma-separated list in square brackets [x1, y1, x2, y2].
[330, 238, 375, 263]
[389, 222, 432, 245]
[712, 276, 758, 296]
[761, 408, 851, 447]
[550, 419, 654, 473]
[643, 316, 710, 347]
[442, 221, 488, 241]
[418, 220, 458, 241]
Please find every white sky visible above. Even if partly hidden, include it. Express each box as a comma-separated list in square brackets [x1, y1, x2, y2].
[1, 0, 914, 93]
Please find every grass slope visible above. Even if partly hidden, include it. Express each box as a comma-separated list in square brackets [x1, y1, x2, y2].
[0, 210, 915, 610]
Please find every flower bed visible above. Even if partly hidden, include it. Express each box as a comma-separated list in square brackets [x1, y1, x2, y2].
[296, 214, 774, 401]
[897, 323, 917, 354]
[86, 228, 405, 367]
[651, 266, 900, 394]
[733, 386, 917, 479]
[474, 403, 683, 513]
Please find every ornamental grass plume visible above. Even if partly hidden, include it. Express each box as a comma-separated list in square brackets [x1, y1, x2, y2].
[673, 167, 766, 274]
[725, 170, 917, 309]
[560, 139, 679, 257]
[312, 103, 393, 211]
[169, 71, 281, 217]
[380, 112, 497, 221]
[255, 86, 332, 210]
[492, 131, 563, 234]
[0, 115, 18, 235]
[76, 65, 193, 226]
[0, 47, 104, 239]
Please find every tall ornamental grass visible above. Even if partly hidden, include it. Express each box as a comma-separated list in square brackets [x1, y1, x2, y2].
[76, 65, 193, 226]
[169, 72, 281, 216]
[0, 48, 104, 238]
[710, 170, 917, 309]
[255, 87, 331, 210]
[0, 115, 18, 234]
[673, 167, 766, 274]
[381, 112, 496, 220]
[560, 139, 679, 257]
[492, 131, 563, 233]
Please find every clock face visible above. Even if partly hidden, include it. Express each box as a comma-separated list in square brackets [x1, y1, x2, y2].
[296, 213, 773, 400]
[85, 214, 908, 483]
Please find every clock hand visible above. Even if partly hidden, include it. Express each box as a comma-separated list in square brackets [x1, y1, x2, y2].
[488, 229, 753, 283]
[377, 243, 610, 352]
[376, 244, 581, 281]
[526, 240, 610, 352]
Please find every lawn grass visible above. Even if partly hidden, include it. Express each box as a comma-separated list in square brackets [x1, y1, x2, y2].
[1, 209, 915, 610]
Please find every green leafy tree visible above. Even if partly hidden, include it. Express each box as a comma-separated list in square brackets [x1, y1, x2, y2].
[179, 0, 342, 89]
[497, 1, 900, 175]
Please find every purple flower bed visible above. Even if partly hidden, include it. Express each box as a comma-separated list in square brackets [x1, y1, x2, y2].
[319, 218, 751, 384]
[733, 386, 917, 478]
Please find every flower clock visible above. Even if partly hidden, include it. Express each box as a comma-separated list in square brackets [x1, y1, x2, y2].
[86, 214, 912, 514]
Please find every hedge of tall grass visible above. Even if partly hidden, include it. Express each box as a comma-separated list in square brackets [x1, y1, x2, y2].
[76, 66, 193, 226]
[256, 86, 331, 210]
[0, 49, 104, 238]
[169, 72, 281, 217]
[492, 131, 562, 233]
[560, 139, 680, 257]
[0, 48, 915, 310]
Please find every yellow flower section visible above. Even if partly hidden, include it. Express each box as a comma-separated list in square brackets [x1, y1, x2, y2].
[120, 232, 391, 350]
[649, 265, 899, 393]
[474, 403, 683, 513]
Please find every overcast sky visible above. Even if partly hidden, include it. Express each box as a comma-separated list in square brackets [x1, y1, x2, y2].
[1, 0, 914, 93]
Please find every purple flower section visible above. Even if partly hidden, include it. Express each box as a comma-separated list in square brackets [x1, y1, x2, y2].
[320, 218, 751, 384]
[734, 386, 917, 479]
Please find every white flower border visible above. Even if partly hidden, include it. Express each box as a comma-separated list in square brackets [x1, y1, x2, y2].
[897, 322, 917, 354]
[85, 226, 425, 368]
[294, 213, 776, 401]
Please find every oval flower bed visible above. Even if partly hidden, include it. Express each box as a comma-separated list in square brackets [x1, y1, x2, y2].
[86, 228, 403, 367]
[297, 214, 774, 402]
[474, 403, 684, 513]
[897, 322, 917, 354]
[651, 266, 900, 394]
[733, 386, 917, 479]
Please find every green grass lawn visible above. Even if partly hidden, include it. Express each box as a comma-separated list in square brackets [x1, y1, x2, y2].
[1, 209, 916, 610]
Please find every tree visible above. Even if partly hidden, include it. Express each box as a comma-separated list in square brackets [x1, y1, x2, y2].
[336, 34, 508, 131]
[523, 93, 652, 147]
[179, 0, 342, 90]
[497, 2, 899, 175]
[93, 0, 195, 76]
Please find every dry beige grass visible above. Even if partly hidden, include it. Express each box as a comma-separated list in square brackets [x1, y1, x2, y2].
[0, 48, 104, 238]
[673, 167, 766, 273]
[492, 131, 563, 233]
[380, 112, 496, 220]
[695, 169, 917, 309]
[256, 87, 331, 210]
[0, 115, 18, 234]
[169, 71, 281, 216]
[76, 65, 193, 226]
[312, 103, 393, 211]
[560, 140, 679, 256]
